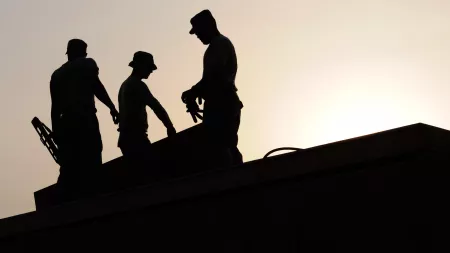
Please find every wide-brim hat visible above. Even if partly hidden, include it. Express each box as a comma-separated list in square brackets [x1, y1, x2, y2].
[129, 51, 157, 70]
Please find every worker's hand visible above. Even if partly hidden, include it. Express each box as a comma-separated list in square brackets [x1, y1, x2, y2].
[167, 125, 176, 137]
[186, 101, 203, 123]
[189, 110, 203, 123]
[110, 108, 119, 125]
[181, 89, 197, 104]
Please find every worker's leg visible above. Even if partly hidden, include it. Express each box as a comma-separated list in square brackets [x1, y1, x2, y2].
[57, 114, 102, 200]
[203, 104, 234, 169]
[229, 110, 243, 166]
[56, 115, 82, 201]
[78, 115, 103, 195]
[205, 92, 244, 167]
[119, 132, 152, 169]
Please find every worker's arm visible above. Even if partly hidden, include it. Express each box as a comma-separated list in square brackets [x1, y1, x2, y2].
[93, 77, 116, 110]
[143, 86, 176, 137]
[89, 60, 119, 124]
[182, 39, 228, 105]
[50, 76, 62, 141]
[191, 39, 228, 97]
[93, 76, 118, 119]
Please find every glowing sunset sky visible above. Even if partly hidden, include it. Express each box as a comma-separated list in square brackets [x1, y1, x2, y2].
[1, 0, 450, 218]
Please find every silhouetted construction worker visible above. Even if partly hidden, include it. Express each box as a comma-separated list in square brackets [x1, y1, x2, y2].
[50, 39, 119, 196]
[118, 51, 176, 161]
[182, 10, 244, 167]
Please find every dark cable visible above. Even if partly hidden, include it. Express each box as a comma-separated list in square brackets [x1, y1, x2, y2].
[263, 147, 302, 159]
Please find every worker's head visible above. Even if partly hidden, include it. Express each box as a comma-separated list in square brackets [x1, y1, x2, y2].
[129, 51, 157, 79]
[189, 10, 219, 45]
[66, 39, 87, 61]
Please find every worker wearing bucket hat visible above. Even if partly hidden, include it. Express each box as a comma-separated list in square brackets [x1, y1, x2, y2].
[118, 51, 176, 161]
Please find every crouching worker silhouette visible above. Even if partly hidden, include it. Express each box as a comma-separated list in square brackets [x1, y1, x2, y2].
[118, 51, 176, 166]
[50, 39, 119, 200]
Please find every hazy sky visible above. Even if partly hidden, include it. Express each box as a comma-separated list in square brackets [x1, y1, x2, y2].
[1, 0, 450, 219]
